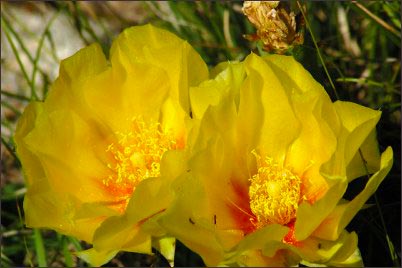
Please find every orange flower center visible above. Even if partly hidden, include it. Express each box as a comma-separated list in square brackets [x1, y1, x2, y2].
[249, 150, 302, 228]
[103, 117, 180, 211]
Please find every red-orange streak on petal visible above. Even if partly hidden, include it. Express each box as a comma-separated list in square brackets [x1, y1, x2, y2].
[98, 179, 135, 213]
[227, 179, 256, 234]
[138, 208, 167, 225]
[282, 220, 301, 246]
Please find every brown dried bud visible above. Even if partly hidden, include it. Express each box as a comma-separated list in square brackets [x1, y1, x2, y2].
[242, 1, 304, 54]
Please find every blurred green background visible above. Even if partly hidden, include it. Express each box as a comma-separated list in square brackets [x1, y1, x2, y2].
[1, 1, 400, 267]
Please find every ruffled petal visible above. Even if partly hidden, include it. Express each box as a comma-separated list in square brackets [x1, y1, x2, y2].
[45, 43, 108, 114]
[14, 102, 45, 186]
[244, 53, 300, 164]
[109, 24, 208, 113]
[313, 147, 393, 240]
[346, 129, 380, 180]
[322, 101, 382, 180]
[295, 176, 348, 241]
[83, 62, 170, 133]
[76, 248, 118, 267]
[23, 109, 110, 202]
[158, 171, 225, 266]
[152, 236, 176, 267]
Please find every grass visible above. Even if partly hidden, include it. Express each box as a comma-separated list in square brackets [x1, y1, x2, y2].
[1, 1, 400, 267]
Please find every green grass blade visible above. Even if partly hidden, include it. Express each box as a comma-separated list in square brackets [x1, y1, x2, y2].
[61, 236, 74, 267]
[1, 136, 20, 165]
[1, 100, 22, 116]
[16, 199, 33, 267]
[1, 15, 38, 100]
[1, 251, 15, 268]
[33, 229, 47, 267]
[353, 2, 399, 37]
[1, 13, 34, 63]
[297, 1, 339, 100]
[1, 90, 31, 101]
[31, 11, 60, 101]
[358, 150, 400, 267]
[374, 194, 400, 267]
[67, 236, 82, 251]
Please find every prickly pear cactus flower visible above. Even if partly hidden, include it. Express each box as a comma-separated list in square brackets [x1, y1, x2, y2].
[14, 24, 208, 266]
[158, 54, 393, 266]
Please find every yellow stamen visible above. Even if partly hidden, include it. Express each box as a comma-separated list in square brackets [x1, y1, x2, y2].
[249, 150, 302, 227]
[103, 117, 178, 210]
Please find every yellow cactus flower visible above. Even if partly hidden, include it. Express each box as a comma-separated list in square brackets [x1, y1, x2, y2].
[14, 24, 208, 266]
[158, 53, 393, 266]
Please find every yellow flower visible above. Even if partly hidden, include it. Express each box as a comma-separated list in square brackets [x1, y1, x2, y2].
[158, 53, 393, 266]
[14, 24, 208, 266]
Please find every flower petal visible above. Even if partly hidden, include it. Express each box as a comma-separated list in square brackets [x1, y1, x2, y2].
[313, 147, 393, 240]
[23, 109, 110, 202]
[295, 231, 361, 266]
[45, 43, 108, 113]
[110, 24, 208, 114]
[153, 236, 176, 267]
[244, 53, 301, 163]
[190, 61, 244, 119]
[295, 176, 348, 241]
[84, 63, 170, 133]
[76, 248, 118, 267]
[322, 101, 382, 181]
[14, 102, 45, 186]
[261, 54, 340, 202]
[158, 171, 225, 266]
[346, 129, 380, 180]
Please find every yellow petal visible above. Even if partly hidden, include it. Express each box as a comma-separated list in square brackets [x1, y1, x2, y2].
[330, 248, 363, 267]
[92, 214, 151, 254]
[190, 61, 244, 119]
[295, 176, 348, 241]
[92, 151, 186, 254]
[285, 89, 337, 202]
[92, 174, 175, 252]
[263, 230, 360, 266]
[24, 191, 105, 242]
[295, 231, 360, 266]
[58, 43, 107, 87]
[190, 79, 227, 120]
[346, 129, 381, 180]
[244, 53, 300, 163]
[84, 64, 170, 133]
[23, 109, 110, 202]
[313, 147, 393, 240]
[232, 248, 300, 267]
[160, 98, 188, 147]
[158, 170, 225, 266]
[110, 24, 208, 114]
[190, 108, 254, 233]
[76, 248, 118, 267]
[15, 103, 110, 242]
[14, 102, 45, 186]
[45, 43, 108, 113]
[322, 101, 382, 180]
[235, 224, 289, 253]
[337, 101, 381, 166]
[153, 236, 176, 267]
[327, 239, 363, 267]
[260, 54, 340, 202]
[237, 68, 264, 164]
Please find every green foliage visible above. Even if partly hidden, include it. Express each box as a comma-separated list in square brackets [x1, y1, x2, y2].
[1, 1, 400, 267]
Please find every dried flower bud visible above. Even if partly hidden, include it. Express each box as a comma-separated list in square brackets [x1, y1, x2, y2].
[243, 1, 304, 54]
